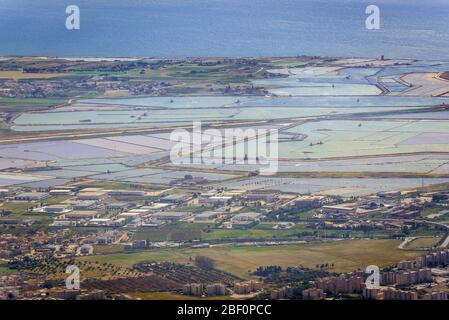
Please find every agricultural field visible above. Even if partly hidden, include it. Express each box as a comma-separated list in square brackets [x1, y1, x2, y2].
[128, 292, 234, 300]
[84, 275, 181, 294]
[133, 222, 308, 242]
[133, 223, 207, 242]
[0, 97, 67, 108]
[15, 257, 143, 280]
[134, 262, 239, 286]
[132, 222, 401, 243]
[0, 71, 65, 80]
[121, 63, 253, 82]
[201, 225, 305, 241]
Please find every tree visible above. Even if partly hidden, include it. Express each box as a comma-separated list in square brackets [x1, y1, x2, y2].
[194, 256, 215, 270]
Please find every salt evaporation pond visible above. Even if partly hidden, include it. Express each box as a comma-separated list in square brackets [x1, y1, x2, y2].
[12, 105, 429, 132]
[80, 95, 449, 108]
[218, 177, 449, 197]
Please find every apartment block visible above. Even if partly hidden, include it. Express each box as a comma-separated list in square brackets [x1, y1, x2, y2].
[383, 289, 418, 300]
[183, 283, 203, 297]
[302, 288, 326, 300]
[206, 283, 227, 296]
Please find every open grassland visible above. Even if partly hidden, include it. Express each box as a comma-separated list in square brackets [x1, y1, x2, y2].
[82, 239, 421, 279]
[0, 71, 65, 80]
[1, 202, 37, 217]
[406, 236, 442, 249]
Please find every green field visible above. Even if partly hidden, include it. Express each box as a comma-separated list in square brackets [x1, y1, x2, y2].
[121, 64, 251, 82]
[0, 97, 67, 106]
[1, 202, 36, 214]
[133, 223, 208, 241]
[0, 264, 15, 275]
[132, 222, 401, 243]
[202, 223, 308, 241]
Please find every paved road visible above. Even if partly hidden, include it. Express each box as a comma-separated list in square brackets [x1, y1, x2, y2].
[398, 237, 417, 249]
[439, 233, 449, 248]
[369, 217, 449, 249]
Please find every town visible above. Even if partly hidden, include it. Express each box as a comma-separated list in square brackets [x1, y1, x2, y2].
[1, 175, 449, 300]
[1, 55, 449, 300]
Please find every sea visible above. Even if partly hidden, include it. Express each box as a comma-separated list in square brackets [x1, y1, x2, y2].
[0, 0, 449, 59]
